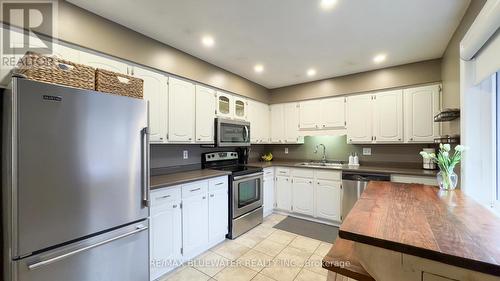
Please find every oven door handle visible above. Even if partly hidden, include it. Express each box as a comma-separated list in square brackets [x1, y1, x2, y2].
[233, 172, 263, 181]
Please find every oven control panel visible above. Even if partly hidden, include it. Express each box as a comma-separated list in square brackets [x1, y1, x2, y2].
[204, 152, 238, 162]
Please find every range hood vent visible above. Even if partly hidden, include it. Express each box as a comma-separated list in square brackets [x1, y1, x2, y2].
[434, 108, 460, 122]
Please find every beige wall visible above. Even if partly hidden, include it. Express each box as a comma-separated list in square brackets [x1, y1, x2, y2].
[52, 1, 269, 103]
[441, 0, 486, 135]
[268, 59, 441, 104]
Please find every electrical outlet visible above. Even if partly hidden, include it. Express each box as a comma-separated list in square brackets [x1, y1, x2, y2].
[362, 148, 372, 156]
[183, 150, 189, 159]
[285, 147, 289, 154]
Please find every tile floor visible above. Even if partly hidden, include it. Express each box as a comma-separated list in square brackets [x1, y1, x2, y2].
[159, 214, 334, 281]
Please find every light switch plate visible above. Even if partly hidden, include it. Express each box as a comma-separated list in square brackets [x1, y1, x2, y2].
[285, 147, 289, 154]
[362, 148, 372, 156]
[183, 150, 189, 159]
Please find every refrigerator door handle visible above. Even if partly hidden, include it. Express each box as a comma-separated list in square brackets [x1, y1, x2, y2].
[27, 225, 149, 270]
[142, 127, 150, 207]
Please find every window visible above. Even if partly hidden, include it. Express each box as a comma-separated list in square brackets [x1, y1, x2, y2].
[496, 72, 500, 212]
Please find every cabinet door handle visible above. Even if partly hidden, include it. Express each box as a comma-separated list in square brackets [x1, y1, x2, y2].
[410, 137, 414, 141]
[210, 194, 214, 197]
[202, 196, 206, 199]
[215, 182, 224, 186]
[190, 188, 201, 192]
[160, 195, 171, 199]
[309, 181, 312, 184]
[173, 204, 178, 208]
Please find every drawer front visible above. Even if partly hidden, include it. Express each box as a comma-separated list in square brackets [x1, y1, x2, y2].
[151, 186, 181, 206]
[315, 170, 341, 181]
[291, 168, 314, 178]
[209, 176, 228, 192]
[391, 175, 437, 186]
[182, 180, 209, 198]
[275, 167, 290, 176]
[263, 167, 274, 177]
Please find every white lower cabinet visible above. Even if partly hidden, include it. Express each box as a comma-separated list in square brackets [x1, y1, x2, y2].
[150, 176, 228, 280]
[263, 168, 275, 217]
[291, 177, 314, 216]
[150, 188, 182, 281]
[181, 182, 209, 260]
[315, 179, 342, 221]
[270, 167, 342, 224]
[275, 175, 292, 211]
[208, 177, 229, 246]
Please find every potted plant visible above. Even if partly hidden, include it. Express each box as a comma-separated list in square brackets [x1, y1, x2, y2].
[420, 144, 465, 190]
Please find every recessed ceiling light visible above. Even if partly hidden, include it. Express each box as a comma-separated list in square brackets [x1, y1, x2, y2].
[201, 35, 215, 47]
[254, 64, 264, 73]
[373, 54, 387, 63]
[320, 0, 338, 10]
[307, 68, 317, 76]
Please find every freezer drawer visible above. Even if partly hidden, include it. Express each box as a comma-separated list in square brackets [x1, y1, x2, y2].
[11, 221, 149, 281]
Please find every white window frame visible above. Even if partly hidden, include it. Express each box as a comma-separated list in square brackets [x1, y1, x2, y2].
[494, 72, 500, 214]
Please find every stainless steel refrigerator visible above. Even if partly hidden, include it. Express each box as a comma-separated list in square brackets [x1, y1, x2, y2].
[2, 78, 150, 281]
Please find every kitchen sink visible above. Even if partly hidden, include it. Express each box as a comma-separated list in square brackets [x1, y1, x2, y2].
[295, 162, 344, 169]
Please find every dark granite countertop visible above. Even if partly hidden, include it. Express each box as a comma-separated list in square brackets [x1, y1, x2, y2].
[150, 169, 231, 190]
[248, 160, 438, 177]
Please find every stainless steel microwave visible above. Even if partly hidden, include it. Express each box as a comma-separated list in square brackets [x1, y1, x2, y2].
[216, 118, 251, 147]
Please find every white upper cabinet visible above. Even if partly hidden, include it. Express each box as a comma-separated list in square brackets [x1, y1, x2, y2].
[299, 97, 345, 130]
[80, 51, 129, 74]
[284, 103, 302, 143]
[291, 177, 314, 216]
[404, 85, 441, 143]
[195, 85, 216, 143]
[373, 90, 403, 143]
[233, 96, 248, 120]
[321, 97, 346, 129]
[216, 91, 233, 119]
[248, 100, 270, 143]
[168, 77, 196, 142]
[270, 104, 285, 143]
[299, 100, 321, 129]
[347, 94, 374, 143]
[133, 67, 168, 143]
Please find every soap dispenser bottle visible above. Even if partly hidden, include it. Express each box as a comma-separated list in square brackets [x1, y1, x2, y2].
[348, 153, 354, 166]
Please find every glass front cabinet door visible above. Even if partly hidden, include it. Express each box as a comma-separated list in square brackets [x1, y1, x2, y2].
[234, 98, 247, 120]
[217, 91, 233, 118]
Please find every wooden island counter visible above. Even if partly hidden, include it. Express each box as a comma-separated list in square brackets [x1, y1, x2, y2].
[323, 181, 500, 281]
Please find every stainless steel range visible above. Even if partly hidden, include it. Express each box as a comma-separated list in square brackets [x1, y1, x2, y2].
[202, 152, 263, 239]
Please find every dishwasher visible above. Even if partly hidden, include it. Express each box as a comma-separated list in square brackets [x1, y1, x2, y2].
[341, 171, 390, 220]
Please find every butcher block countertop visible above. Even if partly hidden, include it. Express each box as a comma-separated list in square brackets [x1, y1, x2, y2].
[338, 181, 500, 276]
[150, 169, 231, 190]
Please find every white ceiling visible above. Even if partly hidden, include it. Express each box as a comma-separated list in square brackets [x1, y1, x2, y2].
[68, 0, 470, 89]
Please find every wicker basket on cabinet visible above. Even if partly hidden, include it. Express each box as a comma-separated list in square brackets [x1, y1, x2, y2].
[95, 68, 143, 99]
[15, 51, 95, 90]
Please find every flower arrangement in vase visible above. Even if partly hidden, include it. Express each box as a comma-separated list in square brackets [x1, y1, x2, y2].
[420, 144, 465, 190]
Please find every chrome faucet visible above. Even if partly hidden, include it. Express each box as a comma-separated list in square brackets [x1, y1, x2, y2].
[314, 144, 327, 163]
